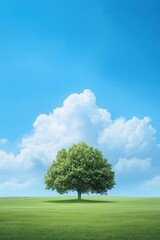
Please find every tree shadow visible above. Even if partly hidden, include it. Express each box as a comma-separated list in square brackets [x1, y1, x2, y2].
[45, 199, 117, 204]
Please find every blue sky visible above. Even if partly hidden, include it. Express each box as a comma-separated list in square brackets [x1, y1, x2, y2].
[0, 0, 160, 197]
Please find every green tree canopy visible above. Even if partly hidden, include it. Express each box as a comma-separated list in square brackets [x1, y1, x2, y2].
[45, 142, 115, 200]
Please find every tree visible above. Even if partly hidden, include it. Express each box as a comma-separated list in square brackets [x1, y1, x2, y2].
[45, 142, 115, 200]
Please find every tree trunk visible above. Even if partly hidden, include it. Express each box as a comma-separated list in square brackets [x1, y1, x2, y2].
[77, 191, 81, 200]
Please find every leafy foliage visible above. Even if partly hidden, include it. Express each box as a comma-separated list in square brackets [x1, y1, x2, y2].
[45, 142, 115, 199]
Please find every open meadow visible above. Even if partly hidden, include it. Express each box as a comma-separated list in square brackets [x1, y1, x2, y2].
[0, 196, 160, 240]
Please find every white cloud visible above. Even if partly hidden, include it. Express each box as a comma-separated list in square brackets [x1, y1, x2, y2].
[0, 150, 17, 170]
[114, 157, 152, 173]
[19, 89, 111, 166]
[145, 176, 160, 187]
[0, 89, 159, 176]
[0, 149, 34, 171]
[0, 179, 35, 190]
[98, 117, 156, 159]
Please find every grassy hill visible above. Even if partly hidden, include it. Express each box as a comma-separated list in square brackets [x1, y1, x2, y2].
[0, 196, 160, 240]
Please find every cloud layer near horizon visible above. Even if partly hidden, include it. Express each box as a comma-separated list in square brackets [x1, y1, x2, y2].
[0, 89, 159, 196]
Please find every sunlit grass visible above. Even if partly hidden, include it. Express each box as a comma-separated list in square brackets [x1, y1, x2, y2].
[0, 196, 160, 240]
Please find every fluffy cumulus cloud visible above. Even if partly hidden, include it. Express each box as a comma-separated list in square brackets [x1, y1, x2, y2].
[0, 149, 34, 171]
[98, 117, 157, 161]
[0, 89, 159, 170]
[114, 157, 152, 173]
[145, 176, 160, 187]
[0, 89, 112, 170]
[20, 89, 111, 165]
[0, 89, 159, 195]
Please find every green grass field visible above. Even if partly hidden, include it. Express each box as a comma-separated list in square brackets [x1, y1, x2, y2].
[0, 196, 160, 240]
